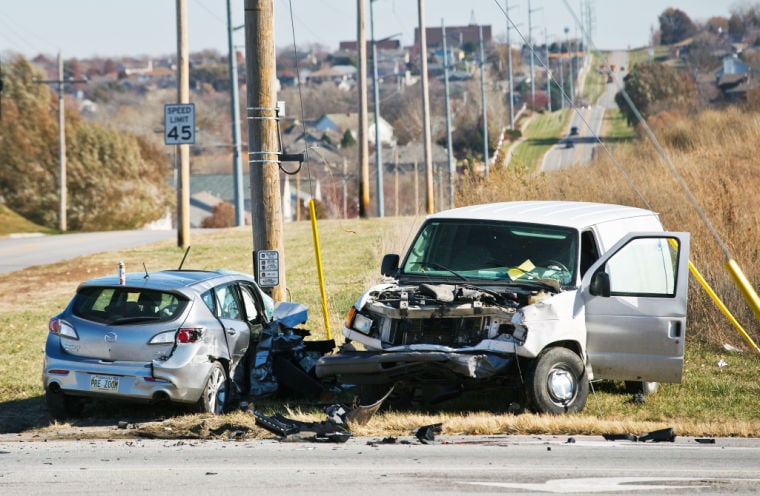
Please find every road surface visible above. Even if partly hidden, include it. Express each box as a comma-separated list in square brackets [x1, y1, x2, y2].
[541, 51, 627, 173]
[0, 229, 212, 274]
[1, 435, 759, 495]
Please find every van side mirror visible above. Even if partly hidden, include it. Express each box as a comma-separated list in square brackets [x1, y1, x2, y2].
[590, 271, 611, 297]
[381, 254, 400, 277]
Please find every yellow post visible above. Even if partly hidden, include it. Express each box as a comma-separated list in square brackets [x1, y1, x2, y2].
[726, 259, 760, 324]
[689, 261, 760, 353]
[309, 200, 332, 340]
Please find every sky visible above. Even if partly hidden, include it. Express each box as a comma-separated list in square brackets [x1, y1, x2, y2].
[0, 0, 741, 60]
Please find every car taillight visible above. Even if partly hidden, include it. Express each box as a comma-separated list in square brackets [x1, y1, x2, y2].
[176, 327, 202, 344]
[48, 318, 78, 339]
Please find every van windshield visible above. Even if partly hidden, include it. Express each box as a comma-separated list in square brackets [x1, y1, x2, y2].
[402, 220, 579, 287]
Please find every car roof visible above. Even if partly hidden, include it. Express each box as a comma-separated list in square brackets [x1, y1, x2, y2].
[428, 201, 659, 230]
[77, 269, 255, 292]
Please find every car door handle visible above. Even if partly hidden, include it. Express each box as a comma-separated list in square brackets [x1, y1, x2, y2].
[226, 328, 237, 335]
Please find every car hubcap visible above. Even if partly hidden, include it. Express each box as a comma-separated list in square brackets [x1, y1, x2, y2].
[208, 367, 226, 414]
[548, 368, 575, 403]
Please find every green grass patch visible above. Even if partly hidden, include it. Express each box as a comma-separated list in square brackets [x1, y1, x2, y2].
[604, 108, 637, 142]
[510, 110, 570, 172]
[0, 204, 51, 236]
[582, 52, 607, 105]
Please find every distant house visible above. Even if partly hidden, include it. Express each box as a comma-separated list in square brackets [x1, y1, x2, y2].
[715, 53, 752, 99]
[313, 112, 395, 146]
[305, 65, 356, 85]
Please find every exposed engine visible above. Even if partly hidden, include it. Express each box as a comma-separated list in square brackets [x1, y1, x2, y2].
[358, 282, 556, 348]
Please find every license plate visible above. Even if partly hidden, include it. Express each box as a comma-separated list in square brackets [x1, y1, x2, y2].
[90, 375, 119, 392]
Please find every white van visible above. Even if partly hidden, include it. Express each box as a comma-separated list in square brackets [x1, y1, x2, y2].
[316, 201, 690, 414]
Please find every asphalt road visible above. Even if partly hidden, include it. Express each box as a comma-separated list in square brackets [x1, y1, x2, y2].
[0, 229, 207, 274]
[1, 435, 759, 495]
[541, 51, 628, 173]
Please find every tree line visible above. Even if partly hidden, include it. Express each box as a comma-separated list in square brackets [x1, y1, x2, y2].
[0, 56, 173, 231]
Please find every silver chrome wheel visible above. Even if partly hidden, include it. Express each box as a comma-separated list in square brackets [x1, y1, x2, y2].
[199, 362, 228, 414]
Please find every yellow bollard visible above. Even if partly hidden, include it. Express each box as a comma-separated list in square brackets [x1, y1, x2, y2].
[309, 200, 332, 340]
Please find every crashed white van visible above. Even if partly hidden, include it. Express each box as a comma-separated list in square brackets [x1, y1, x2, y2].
[316, 201, 690, 414]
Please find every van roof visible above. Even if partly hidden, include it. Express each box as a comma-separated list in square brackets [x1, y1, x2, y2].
[430, 201, 659, 230]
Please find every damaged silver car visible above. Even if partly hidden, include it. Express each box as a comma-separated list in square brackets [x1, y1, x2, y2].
[43, 268, 307, 419]
[316, 201, 690, 414]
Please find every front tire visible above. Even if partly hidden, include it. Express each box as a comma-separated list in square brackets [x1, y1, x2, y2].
[526, 347, 588, 414]
[198, 362, 228, 414]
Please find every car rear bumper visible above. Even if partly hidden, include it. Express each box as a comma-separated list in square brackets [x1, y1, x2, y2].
[42, 340, 209, 404]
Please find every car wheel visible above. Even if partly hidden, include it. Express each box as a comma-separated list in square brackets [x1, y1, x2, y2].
[45, 388, 84, 421]
[624, 381, 659, 395]
[526, 347, 588, 414]
[198, 362, 228, 414]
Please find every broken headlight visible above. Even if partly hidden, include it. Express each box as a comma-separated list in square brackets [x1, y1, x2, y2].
[346, 307, 373, 334]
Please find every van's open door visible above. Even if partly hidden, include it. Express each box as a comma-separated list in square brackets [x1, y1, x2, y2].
[582, 233, 690, 383]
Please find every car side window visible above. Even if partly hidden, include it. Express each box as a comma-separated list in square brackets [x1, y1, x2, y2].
[239, 284, 260, 323]
[216, 284, 243, 320]
[604, 237, 678, 296]
[580, 230, 600, 276]
[201, 290, 217, 315]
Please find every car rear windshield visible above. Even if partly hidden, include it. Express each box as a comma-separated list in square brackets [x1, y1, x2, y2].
[72, 287, 188, 325]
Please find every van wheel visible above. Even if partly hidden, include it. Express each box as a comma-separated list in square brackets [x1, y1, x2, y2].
[526, 347, 588, 414]
[198, 362, 228, 414]
[624, 381, 659, 395]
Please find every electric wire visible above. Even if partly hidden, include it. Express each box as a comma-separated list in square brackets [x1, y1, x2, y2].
[286, 0, 314, 194]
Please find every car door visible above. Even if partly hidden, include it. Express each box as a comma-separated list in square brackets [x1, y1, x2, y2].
[214, 283, 250, 367]
[238, 283, 265, 343]
[582, 232, 690, 383]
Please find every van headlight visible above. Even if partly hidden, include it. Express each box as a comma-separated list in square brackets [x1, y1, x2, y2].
[346, 307, 374, 335]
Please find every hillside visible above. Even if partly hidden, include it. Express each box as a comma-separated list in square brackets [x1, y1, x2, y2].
[0, 204, 47, 236]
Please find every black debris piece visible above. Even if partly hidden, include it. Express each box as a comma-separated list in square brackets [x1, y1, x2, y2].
[695, 438, 716, 444]
[415, 423, 443, 443]
[253, 410, 351, 443]
[566, 437, 576, 444]
[638, 427, 676, 443]
[602, 433, 638, 442]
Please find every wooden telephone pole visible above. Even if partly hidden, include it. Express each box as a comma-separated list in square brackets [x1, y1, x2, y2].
[357, 0, 370, 217]
[245, 0, 286, 300]
[176, 0, 191, 248]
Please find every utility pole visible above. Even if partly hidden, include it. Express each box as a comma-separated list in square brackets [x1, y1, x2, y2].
[227, 0, 244, 226]
[418, 0, 434, 214]
[505, 1, 515, 129]
[357, 0, 370, 218]
[33, 52, 86, 232]
[559, 38, 565, 109]
[245, 0, 286, 300]
[565, 26, 574, 108]
[442, 20, 455, 209]
[478, 25, 489, 179]
[528, 0, 535, 104]
[545, 29, 551, 112]
[176, 0, 191, 248]
[370, 0, 384, 217]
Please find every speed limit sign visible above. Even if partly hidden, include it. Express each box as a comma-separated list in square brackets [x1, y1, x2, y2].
[164, 103, 196, 145]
